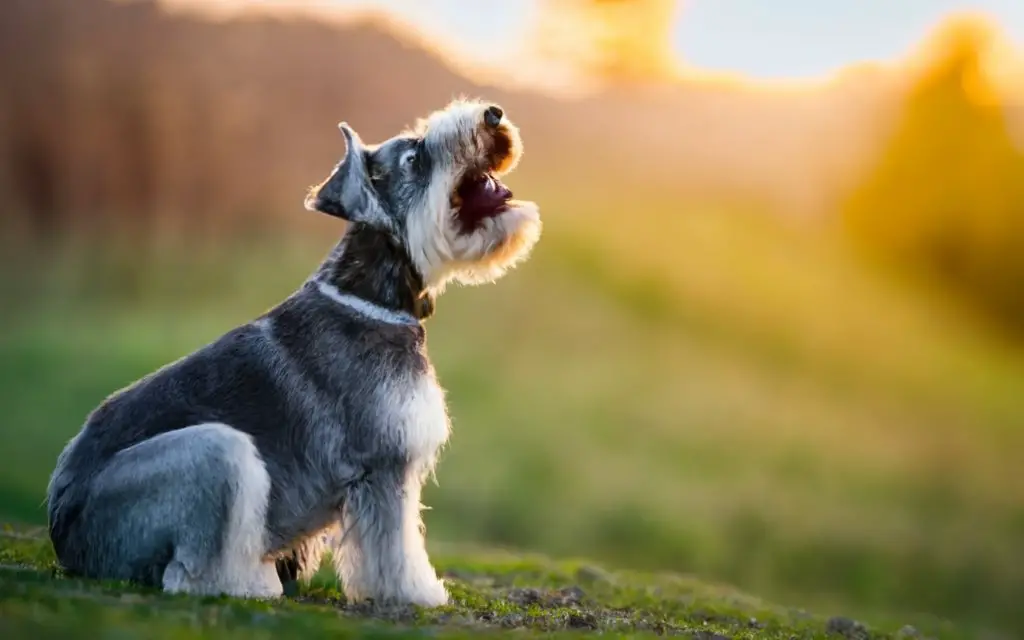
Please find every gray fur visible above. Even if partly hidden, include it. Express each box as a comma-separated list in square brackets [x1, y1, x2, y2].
[46, 99, 541, 607]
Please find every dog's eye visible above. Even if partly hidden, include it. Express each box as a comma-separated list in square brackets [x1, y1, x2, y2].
[401, 149, 418, 168]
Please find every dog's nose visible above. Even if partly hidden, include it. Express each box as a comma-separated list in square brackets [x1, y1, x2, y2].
[484, 106, 503, 128]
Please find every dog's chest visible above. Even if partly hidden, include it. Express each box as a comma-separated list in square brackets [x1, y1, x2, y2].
[379, 369, 451, 463]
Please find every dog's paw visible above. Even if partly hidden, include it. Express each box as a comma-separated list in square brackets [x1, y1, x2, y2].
[161, 560, 196, 594]
[241, 562, 286, 599]
[409, 578, 449, 608]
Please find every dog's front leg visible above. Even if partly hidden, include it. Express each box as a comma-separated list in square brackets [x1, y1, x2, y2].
[334, 463, 447, 607]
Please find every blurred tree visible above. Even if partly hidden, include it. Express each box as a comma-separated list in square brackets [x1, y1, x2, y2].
[531, 0, 682, 84]
[841, 17, 1024, 331]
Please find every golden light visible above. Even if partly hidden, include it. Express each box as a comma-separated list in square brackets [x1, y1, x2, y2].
[529, 0, 685, 85]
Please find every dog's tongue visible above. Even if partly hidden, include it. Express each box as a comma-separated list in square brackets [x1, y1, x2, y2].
[458, 173, 512, 218]
[483, 173, 513, 201]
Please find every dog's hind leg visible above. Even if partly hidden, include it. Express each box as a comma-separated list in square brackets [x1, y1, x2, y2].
[59, 423, 282, 599]
[334, 465, 448, 607]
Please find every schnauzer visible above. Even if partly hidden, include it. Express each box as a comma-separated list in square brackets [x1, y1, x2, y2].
[46, 99, 541, 606]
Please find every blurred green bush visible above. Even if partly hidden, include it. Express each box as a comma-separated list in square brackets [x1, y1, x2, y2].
[841, 20, 1024, 332]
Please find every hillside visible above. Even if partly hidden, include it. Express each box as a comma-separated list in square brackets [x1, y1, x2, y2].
[0, 0, 900, 240]
[3, 209, 1023, 638]
[0, 526, 947, 639]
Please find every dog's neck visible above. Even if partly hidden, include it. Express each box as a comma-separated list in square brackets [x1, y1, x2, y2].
[313, 223, 434, 323]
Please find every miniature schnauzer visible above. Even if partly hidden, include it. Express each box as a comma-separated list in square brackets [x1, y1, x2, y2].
[45, 99, 541, 607]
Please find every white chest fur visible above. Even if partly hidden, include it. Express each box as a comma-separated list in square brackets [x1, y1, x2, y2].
[379, 368, 452, 467]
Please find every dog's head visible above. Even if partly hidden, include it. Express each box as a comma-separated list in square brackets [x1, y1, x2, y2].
[305, 99, 541, 290]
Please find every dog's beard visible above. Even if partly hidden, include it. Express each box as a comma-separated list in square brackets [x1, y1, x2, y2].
[447, 198, 541, 286]
[405, 177, 540, 291]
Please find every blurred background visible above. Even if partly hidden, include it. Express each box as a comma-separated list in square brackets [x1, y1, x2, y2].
[1, 0, 1023, 636]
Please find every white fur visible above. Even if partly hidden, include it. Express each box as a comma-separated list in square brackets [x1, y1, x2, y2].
[395, 464, 449, 606]
[384, 369, 452, 471]
[332, 466, 449, 608]
[330, 371, 451, 606]
[389, 371, 451, 605]
[315, 280, 419, 325]
[160, 423, 281, 599]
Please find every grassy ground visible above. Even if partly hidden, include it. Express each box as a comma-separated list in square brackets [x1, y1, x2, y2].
[1, 197, 1022, 638]
[0, 525, 947, 639]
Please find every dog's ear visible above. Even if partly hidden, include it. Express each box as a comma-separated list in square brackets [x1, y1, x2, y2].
[304, 123, 391, 228]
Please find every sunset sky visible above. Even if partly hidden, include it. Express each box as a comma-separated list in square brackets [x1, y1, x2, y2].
[675, 0, 1024, 78]
[162, 0, 1024, 81]
[327, 0, 1024, 78]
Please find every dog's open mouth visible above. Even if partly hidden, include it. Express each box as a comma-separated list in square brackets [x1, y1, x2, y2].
[452, 171, 512, 231]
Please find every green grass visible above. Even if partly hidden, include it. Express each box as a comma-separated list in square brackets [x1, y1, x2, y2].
[0, 525, 946, 639]
[1, 197, 1022, 638]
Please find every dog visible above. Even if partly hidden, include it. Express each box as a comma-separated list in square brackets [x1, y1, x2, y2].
[45, 99, 541, 607]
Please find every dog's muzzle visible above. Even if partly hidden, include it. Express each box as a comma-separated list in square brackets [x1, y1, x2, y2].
[451, 105, 516, 233]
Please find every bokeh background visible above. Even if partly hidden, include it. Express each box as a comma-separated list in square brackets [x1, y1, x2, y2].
[2, 0, 1023, 637]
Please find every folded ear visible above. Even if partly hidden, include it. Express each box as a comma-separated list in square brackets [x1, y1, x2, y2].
[304, 122, 391, 228]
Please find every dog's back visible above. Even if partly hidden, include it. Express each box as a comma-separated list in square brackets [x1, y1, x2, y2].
[47, 317, 288, 579]
[47, 285, 428, 583]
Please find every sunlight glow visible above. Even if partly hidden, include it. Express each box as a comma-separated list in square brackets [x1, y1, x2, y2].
[151, 0, 1024, 98]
